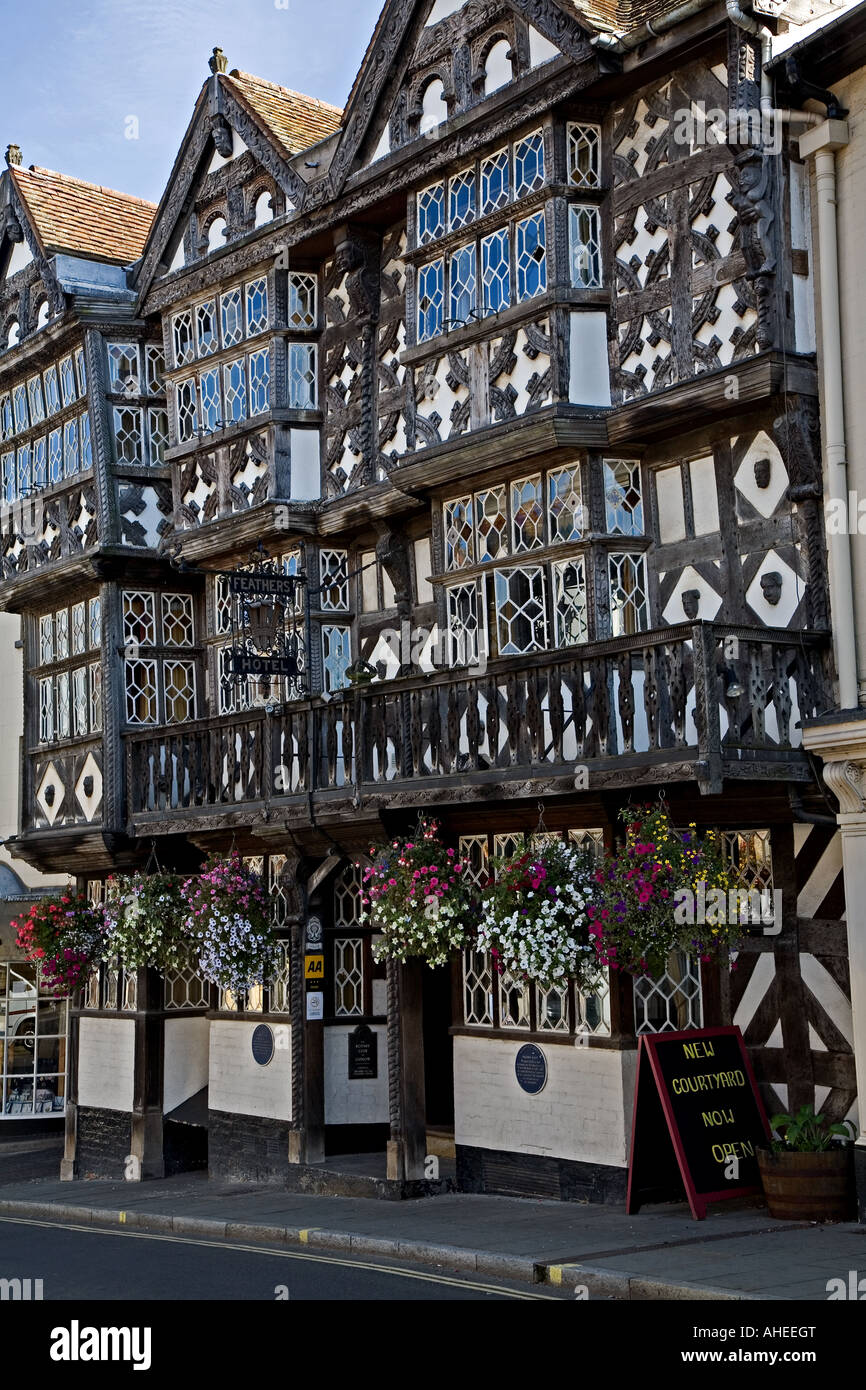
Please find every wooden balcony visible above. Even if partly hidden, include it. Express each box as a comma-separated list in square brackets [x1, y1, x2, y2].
[125, 622, 832, 834]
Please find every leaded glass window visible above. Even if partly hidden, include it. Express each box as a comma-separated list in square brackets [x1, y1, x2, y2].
[475, 485, 507, 562]
[12, 384, 28, 433]
[72, 666, 88, 737]
[513, 131, 545, 198]
[494, 566, 547, 654]
[74, 347, 87, 394]
[548, 465, 583, 542]
[59, 357, 76, 408]
[449, 169, 476, 231]
[288, 273, 317, 329]
[55, 608, 69, 659]
[570, 204, 602, 288]
[107, 343, 139, 394]
[200, 368, 221, 433]
[515, 212, 547, 300]
[1, 451, 13, 503]
[113, 408, 143, 466]
[245, 277, 269, 336]
[449, 243, 476, 326]
[0, 395, 11, 441]
[89, 661, 102, 731]
[16, 445, 29, 495]
[148, 409, 169, 464]
[322, 625, 352, 693]
[27, 376, 44, 424]
[417, 260, 444, 342]
[444, 496, 473, 570]
[608, 552, 649, 637]
[79, 413, 92, 470]
[288, 344, 315, 409]
[43, 366, 60, 416]
[164, 659, 196, 723]
[567, 123, 601, 188]
[334, 938, 364, 1016]
[220, 287, 244, 348]
[417, 183, 445, 245]
[223, 359, 247, 424]
[446, 582, 481, 667]
[89, 599, 101, 649]
[40, 614, 54, 664]
[122, 591, 156, 647]
[603, 459, 643, 535]
[33, 440, 48, 493]
[249, 348, 270, 415]
[511, 475, 544, 552]
[146, 345, 166, 392]
[39, 678, 54, 743]
[48, 430, 62, 485]
[71, 602, 86, 655]
[195, 301, 218, 357]
[172, 312, 194, 367]
[481, 228, 510, 314]
[63, 419, 80, 477]
[319, 549, 349, 611]
[176, 378, 198, 441]
[480, 149, 509, 214]
[56, 671, 70, 739]
[125, 658, 158, 724]
[552, 557, 588, 646]
[162, 593, 194, 646]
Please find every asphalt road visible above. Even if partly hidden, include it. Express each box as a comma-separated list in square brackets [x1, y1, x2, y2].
[0, 1216, 565, 1301]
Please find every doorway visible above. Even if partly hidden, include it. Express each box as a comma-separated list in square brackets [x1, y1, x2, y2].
[422, 962, 455, 1129]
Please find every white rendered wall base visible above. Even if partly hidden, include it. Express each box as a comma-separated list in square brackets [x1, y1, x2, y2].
[454, 1035, 635, 1169]
[208, 1019, 292, 1121]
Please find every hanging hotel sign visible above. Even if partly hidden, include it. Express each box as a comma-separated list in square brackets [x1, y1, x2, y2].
[627, 1026, 770, 1220]
[224, 548, 306, 683]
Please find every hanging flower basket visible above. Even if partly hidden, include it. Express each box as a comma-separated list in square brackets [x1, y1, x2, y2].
[12, 892, 105, 997]
[181, 852, 277, 994]
[477, 838, 603, 993]
[103, 871, 192, 974]
[362, 820, 471, 968]
[587, 804, 736, 979]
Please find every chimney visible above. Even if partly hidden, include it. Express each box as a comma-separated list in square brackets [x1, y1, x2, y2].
[5, 144, 22, 168]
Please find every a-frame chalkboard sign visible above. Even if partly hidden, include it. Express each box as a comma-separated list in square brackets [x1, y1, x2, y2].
[627, 1026, 771, 1220]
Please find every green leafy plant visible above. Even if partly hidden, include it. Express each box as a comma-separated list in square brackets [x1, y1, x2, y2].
[477, 839, 603, 992]
[362, 820, 472, 967]
[769, 1105, 854, 1153]
[12, 892, 105, 996]
[587, 803, 735, 978]
[103, 872, 192, 973]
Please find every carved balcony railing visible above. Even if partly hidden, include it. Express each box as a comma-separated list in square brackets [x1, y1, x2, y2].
[125, 623, 832, 826]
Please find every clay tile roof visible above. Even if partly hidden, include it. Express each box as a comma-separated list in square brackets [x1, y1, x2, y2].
[223, 70, 343, 157]
[10, 165, 156, 265]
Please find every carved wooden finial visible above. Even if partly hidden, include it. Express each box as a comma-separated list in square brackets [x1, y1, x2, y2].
[209, 47, 228, 75]
[5, 144, 22, 168]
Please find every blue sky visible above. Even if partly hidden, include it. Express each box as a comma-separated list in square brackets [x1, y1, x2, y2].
[3, 0, 384, 204]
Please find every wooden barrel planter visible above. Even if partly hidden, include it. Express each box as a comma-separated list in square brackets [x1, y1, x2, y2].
[757, 1146, 855, 1221]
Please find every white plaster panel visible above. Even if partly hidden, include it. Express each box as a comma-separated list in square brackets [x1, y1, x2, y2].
[454, 1035, 635, 1168]
[661, 563, 723, 624]
[655, 466, 686, 543]
[569, 311, 611, 406]
[689, 455, 720, 535]
[529, 25, 560, 67]
[208, 1020, 292, 1121]
[163, 1016, 210, 1114]
[78, 1017, 136, 1112]
[325, 1024, 389, 1124]
[290, 429, 320, 500]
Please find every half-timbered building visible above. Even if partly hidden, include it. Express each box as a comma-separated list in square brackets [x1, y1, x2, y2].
[0, 0, 857, 1201]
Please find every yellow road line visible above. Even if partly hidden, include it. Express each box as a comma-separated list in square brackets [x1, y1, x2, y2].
[0, 1215, 559, 1300]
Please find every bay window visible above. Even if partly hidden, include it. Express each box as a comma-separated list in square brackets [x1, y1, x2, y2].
[441, 458, 648, 661]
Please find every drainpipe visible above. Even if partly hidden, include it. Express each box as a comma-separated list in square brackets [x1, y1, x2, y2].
[799, 117, 857, 709]
[725, 0, 774, 119]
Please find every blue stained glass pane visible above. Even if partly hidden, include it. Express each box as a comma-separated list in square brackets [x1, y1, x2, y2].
[32, 437, 47, 490]
[417, 260, 444, 342]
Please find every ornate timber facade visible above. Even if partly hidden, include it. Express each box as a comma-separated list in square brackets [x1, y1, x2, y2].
[0, 1, 857, 1198]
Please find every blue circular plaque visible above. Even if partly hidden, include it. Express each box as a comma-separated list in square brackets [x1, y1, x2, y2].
[251, 1024, 275, 1066]
[515, 1043, 547, 1094]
